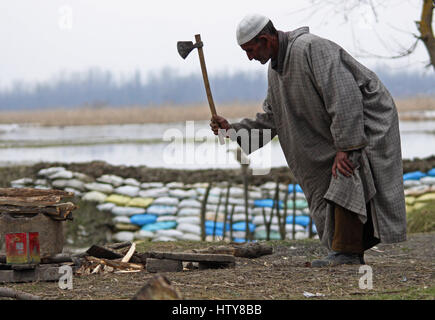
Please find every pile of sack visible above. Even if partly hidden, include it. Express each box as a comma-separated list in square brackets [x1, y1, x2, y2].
[403, 168, 435, 214]
[10, 166, 316, 243]
[12, 165, 435, 243]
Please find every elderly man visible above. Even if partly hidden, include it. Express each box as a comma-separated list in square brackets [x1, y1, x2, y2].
[210, 14, 406, 267]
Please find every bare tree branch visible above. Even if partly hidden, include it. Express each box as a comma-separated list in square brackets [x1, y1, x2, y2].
[295, 0, 434, 69]
[355, 38, 419, 59]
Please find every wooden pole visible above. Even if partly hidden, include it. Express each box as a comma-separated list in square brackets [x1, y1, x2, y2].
[200, 183, 212, 241]
[213, 191, 223, 241]
[282, 186, 289, 240]
[229, 205, 235, 242]
[274, 179, 283, 240]
[222, 183, 231, 242]
[292, 183, 297, 240]
[242, 166, 251, 242]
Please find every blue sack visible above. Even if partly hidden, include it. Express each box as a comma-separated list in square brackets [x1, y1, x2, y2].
[141, 221, 177, 232]
[286, 215, 310, 227]
[205, 227, 224, 236]
[130, 214, 157, 226]
[428, 168, 435, 177]
[254, 199, 283, 208]
[205, 220, 229, 231]
[232, 221, 256, 232]
[403, 171, 426, 181]
[288, 184, 303, 193]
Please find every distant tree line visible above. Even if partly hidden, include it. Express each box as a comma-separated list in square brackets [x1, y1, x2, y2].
[0, 66, 433, 110]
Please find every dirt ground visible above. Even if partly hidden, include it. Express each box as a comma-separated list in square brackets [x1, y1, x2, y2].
[0, 161, 434, 300]
[1, 159, 435, 249]
[2, 232, 434, 300]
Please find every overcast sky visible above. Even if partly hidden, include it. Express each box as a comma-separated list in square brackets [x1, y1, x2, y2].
[0, 0, 432, 89]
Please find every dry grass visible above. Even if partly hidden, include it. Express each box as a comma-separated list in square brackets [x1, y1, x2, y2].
[0, 96, 433, 126]
[0, 103, 263, 126]
[395, 96, 435, 112]
[396, 96, 435, 121]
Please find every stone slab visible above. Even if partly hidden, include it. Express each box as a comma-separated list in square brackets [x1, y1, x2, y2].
[0, 264, 63, 283]
[146, 258, 183, 273]
[147, 252, 235, 264]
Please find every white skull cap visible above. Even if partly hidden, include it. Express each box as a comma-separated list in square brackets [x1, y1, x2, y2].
[236, 14, 270, 45]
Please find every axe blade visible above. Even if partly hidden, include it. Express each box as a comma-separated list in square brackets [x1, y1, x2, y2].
[177, 41, 195, 59]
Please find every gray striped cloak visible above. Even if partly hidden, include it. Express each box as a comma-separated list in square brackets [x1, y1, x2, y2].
[230, 27, 407, 248]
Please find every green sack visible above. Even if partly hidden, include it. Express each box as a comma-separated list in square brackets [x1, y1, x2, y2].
[254, 230, 281, 240]
[405, 196, 416, 205]
[286, 199, 308, 209]
[416, 192, 435, 203]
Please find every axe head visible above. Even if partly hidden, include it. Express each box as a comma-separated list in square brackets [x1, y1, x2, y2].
[177, 41, 203, 59]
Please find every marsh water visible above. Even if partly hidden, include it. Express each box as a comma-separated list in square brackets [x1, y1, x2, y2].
[0, 119, 433, 169]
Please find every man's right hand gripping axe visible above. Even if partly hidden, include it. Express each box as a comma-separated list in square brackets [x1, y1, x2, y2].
[210, 115, 231, 139]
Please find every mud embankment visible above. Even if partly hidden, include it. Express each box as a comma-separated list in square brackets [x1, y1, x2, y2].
[0, 155, 434, 188]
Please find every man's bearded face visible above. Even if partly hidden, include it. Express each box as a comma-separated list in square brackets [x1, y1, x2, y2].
[241, 38, 272, 64]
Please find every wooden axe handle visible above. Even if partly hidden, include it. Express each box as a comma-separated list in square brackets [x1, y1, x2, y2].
[195, 34, 217, 117]
[195, 34, 224, 145]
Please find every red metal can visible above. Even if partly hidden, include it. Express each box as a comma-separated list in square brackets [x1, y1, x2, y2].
[5, 232, 40, 264]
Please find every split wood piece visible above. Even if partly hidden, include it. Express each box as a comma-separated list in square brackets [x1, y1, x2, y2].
[0, 202, 76, 220]
[121, 243, 136, 263]
[192, 242, 273, 258]
[132, 274, 182, 300]
[76, 261, 110, 275]
[0, 264, 63, 283]
[113, 270, 142, 274]
[85, 256, 143, 270]
[0, 287, 41, 300]
[123, 252, 145, 264]
[91, 264, 102, 274]
[0, 188, 74, 198]
[146, 258, 183, 273]
[110, 242, 143, 264]
[86, 245, 123, 260]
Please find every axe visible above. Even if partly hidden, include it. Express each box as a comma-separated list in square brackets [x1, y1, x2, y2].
[177, 34, 225, 145]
